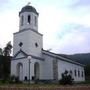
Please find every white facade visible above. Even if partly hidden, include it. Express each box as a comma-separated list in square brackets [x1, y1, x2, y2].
[11, 5, 85, 82]
[42, 50, 85, 82]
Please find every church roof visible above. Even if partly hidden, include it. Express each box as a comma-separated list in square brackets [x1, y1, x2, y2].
[42, 50, 85, 67]
[13, 49, 28, 59]
[13, 49, 44, 61]
[19, 5, 39, 15]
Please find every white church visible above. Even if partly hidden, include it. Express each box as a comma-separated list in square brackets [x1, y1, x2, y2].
[11, 4, 85, 82]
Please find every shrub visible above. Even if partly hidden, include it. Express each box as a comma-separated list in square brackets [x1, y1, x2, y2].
[59, 70, 74, 85]
[9, 75, 16, 83]
[9, 75, 22, 83]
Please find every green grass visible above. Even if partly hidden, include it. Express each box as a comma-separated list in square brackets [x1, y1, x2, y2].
[0, 83, 63, 88]
[76, 80, 90, 85]
[0, 80, 90, 88]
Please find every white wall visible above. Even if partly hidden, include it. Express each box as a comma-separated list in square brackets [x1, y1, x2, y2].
[41, 54, 54, 80]
[13, 30, 43, 57]
[58, 59, 85, 82]
[11, 56, 44, 81]
[11, 58, 29, 80]
[11, 52, 85, 82]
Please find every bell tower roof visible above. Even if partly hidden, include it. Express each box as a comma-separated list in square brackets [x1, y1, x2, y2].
[19, 5, 39, 15]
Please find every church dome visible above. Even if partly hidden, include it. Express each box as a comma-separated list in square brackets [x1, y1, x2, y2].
[19, 5, 39, 15]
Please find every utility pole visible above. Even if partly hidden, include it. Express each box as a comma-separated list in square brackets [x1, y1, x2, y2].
[28, 56, 31, 84]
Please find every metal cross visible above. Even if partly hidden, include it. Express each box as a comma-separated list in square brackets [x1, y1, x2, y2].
[27, 2, 31, 5]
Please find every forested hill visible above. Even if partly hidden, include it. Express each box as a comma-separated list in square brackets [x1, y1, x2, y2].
[59, 53, 90, 65]
[1, 53, 90, 65]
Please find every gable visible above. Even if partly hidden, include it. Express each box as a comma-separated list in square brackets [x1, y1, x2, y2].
[13, 49, 28, 59]
[15, 52, 26, 59]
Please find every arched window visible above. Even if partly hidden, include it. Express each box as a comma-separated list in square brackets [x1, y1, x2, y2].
[78, 70, 80, 77]
[70, 70, 73, 75]
[35, 16, 37, 26]
[21, 15, 24, 26]
[28, 15, 31, 24]
[82, 71, 84, 77]
[34, 62, 40, 80]
[74, 69, 77, 77]
[35, 42, 38, 47]
[16, 63, 23, 81]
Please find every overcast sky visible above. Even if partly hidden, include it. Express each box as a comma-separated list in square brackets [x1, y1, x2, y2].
[0, 0, 90, 54]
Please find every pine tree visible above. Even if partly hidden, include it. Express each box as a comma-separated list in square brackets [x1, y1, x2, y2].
[2, 41, 12, 81]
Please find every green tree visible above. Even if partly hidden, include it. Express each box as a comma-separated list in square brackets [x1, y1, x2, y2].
[85, 64, 90, 80]
[3, 41, 12, 56]
[0, 48, 3, 55]
[2, 41, 12, 81]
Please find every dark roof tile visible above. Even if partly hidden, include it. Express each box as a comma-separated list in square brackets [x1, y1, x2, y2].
[19, 5, 39, 15]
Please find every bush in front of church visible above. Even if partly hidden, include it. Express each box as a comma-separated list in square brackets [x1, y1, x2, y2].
[59, 70, 74, 85]
[9, 75, 22, 84]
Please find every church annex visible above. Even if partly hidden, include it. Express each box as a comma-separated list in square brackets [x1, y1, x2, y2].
[11, 4, 85, 82]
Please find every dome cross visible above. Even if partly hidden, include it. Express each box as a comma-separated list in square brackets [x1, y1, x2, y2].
[27, 2, 31, 6]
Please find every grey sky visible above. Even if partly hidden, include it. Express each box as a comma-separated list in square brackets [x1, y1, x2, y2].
[0, 0, 90, 54]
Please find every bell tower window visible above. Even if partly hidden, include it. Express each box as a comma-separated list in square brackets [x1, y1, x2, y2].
[21, 15, 23, 26]
[35, 16, 37, 26]
[28, 15, 31, 24]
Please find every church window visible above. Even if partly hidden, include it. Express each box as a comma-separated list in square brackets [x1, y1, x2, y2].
[19, 42, 23, 47]
[24, 76, 27, 81]
[82, 71, 84, 77]
[35, 42, 38, 47]
[16, 63, 23, 80]
[35, 16, 37, 26]
[21, 15, 24, 26]
[32, 76, 35, 80]
[74, 70, 77, 77]
[34, 62, 40, 79]
[28, 15, 31, 24]
[70, 70, 72, 75]
[78, 70, 80, 77]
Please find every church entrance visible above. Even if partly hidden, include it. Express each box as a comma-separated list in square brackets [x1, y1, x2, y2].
[34, 62, 40, 80]
[16, 63, 23, 81]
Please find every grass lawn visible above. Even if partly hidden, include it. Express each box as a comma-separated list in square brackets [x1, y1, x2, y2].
[0, 80, 90, 88]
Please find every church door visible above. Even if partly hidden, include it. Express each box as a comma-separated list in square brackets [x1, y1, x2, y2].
[17, 63, 23, 81]
[34, 62, 40, 80]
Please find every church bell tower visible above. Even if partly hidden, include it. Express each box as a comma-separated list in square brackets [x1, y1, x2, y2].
[13, 4, 43, 57]
[19, 4, 39, 32]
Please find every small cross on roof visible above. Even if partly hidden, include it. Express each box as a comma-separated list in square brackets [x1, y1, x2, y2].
[27, 2, 31, 5]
